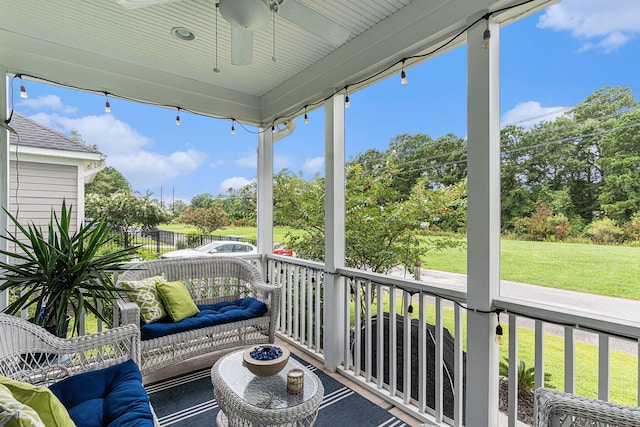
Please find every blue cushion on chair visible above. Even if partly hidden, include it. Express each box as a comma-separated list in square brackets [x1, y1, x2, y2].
[49, 359, 154, 427]
[141, 296, 268, 340]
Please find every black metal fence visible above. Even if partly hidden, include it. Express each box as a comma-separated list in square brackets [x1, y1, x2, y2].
[111, 229, 256, 257]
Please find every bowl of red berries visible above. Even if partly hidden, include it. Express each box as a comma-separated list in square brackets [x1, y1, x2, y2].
[243, 345, 290, 377]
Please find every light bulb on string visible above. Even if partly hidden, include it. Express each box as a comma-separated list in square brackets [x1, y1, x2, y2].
[482, 18, 491, 49]
[104, 93, 111, 113]
[304, 107, 309, 125]
[272, 125, 276, 134]
[175, 108, 181, 126]
[19, 76, 28, 99]
[231, 120, 236, 135]
[345, 94, 350, 109]
[400, 60, 408, 85]
[495, 312, 504, 345]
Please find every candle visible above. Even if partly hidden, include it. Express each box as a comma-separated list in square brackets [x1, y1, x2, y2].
[287, 369, 304, 395]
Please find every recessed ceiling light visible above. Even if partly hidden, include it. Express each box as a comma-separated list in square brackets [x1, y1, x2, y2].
[171, 27, 196, 41]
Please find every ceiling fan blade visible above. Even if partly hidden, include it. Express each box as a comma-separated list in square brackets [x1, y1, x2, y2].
[231, 26, 254, 65]
[277, 0, 350, 47]
[114, 0, 182, 9]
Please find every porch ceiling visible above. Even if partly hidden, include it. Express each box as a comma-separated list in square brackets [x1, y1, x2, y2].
[1, 0, 552, 127]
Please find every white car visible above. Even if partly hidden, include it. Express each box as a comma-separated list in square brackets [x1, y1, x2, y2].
[161, 241, 257, 259]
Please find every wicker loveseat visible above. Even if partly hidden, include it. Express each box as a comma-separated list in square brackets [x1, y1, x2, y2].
[0, 313, 158, 426]
[114, 256, 280, 375]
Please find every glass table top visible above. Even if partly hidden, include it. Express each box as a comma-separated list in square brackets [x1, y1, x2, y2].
[216, 349, 320, 410]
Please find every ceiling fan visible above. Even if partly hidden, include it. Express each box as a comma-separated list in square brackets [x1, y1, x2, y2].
[115, 0, 350, 65]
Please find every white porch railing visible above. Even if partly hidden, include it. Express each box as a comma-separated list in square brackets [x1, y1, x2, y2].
[268, 255, 640, 427]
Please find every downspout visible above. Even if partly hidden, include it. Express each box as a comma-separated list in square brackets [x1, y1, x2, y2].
[0, 66, 9, 309]
[78, 157, 105, 229]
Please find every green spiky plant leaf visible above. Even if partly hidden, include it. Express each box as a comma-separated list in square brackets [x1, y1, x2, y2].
[0, 200, 140, 337]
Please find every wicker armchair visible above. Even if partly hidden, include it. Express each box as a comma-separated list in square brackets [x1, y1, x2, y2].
[534, 388, 640, 427]
[0, 313, 159, 426]
[114, 256, 281, 375]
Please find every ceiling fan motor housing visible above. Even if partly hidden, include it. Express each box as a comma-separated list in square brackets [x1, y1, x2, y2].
[219, 0, 271, 30]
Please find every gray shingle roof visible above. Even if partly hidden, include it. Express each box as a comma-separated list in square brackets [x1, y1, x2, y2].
[9, 112, 102, 155]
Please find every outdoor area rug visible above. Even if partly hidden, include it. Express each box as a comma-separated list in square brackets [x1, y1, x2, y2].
[145, 355, 409, 426]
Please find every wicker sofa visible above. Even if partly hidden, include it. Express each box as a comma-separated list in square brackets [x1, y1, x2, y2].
[0, 313, 158, 426]
[114, 256, 280, 375]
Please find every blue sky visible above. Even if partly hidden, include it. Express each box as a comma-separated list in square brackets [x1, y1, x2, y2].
[12, 0, 640, 205]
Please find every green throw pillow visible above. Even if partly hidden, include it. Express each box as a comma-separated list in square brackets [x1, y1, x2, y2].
[0, 376, 75, 427]
[120, 275, 168, 323]
[156, 280, 200, 322]
[0, 383, 45, 427]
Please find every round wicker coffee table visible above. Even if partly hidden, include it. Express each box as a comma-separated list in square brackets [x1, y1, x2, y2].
[211, 348, 324, 427]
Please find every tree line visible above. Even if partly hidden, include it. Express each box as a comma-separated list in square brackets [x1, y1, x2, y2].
[84, 85, 640, 269]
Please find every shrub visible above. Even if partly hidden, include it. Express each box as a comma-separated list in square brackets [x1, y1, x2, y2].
[499, 358, 553, 395]
[528, 202, 553, 241]
[622, 214, 640, 243]
[586, 217, 624, 244]
[547, 213, 571, 241]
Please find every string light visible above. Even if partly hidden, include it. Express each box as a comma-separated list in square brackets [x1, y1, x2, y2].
[400, 60, 408, 86]
[344, 88, 350, 109]
[231, 119, 236, 135]
[495, 312, 504, 345]
[272, 125, 276, 134]
[304, 107, 309, 124]
[482, 18, 491, 49]
[104, 93, 111, 113]
[19, 76, 28, 99]
[175, 108, 181, 126]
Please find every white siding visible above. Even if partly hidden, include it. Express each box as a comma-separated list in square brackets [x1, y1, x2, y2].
[8, 160, 78, 235]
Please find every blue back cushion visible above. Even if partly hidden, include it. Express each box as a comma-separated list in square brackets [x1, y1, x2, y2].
[141, 296, 268, 340]
[49, 359, 154, 427]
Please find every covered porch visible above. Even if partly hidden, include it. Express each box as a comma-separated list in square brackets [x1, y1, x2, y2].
[1, 0, 639, 426]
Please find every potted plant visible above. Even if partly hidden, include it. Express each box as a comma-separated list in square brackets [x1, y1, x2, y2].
[0, 200, 139, 337]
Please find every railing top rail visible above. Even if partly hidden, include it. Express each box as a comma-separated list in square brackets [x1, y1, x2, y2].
[496, 296, 640, 342]
[337, 266, 468, 305]
[266, 254, 325, 270]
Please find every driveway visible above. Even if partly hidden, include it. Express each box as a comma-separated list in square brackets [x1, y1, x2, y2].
[389, 266, 640, 355]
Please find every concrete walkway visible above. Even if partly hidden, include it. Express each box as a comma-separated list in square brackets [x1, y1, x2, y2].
[391, 266, 640, 355]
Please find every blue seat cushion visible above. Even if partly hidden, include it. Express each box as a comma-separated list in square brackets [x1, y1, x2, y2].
[141, 297, 268, 340]
[49, 359, 154, 427]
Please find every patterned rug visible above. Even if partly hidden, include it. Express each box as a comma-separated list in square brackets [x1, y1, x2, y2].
[145, 356, 409, 426]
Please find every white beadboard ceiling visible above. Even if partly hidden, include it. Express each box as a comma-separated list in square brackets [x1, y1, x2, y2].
[0, 0, 554, 127]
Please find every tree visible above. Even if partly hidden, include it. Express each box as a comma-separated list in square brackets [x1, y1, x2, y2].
[85, 191, 170, 245]
[191, 193, 216, 209]
[85, 166, 131, 197]
[168, 200, 189, 218]
[598, 109, 640, 223]
[177, 206, 228, 234]
[274, 159, 465, 274]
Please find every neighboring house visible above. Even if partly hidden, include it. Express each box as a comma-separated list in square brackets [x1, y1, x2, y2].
[8, 112, 105, 235]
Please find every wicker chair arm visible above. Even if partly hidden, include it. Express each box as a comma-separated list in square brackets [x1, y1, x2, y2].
[115, 297, 142, 328]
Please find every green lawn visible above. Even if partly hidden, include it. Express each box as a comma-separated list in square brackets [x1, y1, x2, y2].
[157, 224, 301, 245]
[422, 238, 640, 300]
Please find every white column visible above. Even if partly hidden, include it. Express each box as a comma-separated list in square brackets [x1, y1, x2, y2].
[0, 67, 9, 309]
[323, 94, 346, 371]
[466, 17, 501, 426]
[257, 127, 274, 273]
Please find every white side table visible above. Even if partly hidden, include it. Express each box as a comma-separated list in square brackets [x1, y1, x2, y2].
[211, 349, 324, 427]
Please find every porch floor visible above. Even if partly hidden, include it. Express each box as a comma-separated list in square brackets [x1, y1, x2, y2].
[142, 338, 524, 426]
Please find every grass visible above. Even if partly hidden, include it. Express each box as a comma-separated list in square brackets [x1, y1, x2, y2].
[422, 238, 640, 300]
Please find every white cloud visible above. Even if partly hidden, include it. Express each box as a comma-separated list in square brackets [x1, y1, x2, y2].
[18, 95, 77, 114]
[538, 0, 640, 52]
[219, 177, 253, 192]
[210, 159, 225, 168]
[501, 101, 570, 129]
[302, 157, 324, 175]
[274, 155, 294, 171]
[29, 113, 207, 190]
[235, 152, 256, 168]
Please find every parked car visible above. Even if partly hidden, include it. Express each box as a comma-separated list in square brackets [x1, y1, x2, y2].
[161, 241, 257, 259]
[273, 244, 294, 256]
